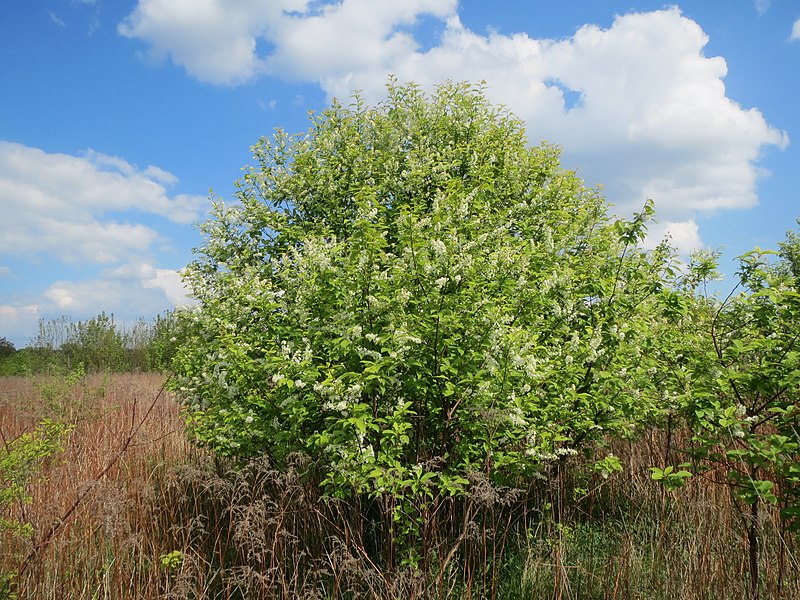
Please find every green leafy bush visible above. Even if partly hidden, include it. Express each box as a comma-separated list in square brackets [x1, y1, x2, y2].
[664, 237, 800, 513]
[172, 81, 675, 562]
[0, 312, 184, 375]
[0, 419, 72, 538]
[652, 229, 800, 598]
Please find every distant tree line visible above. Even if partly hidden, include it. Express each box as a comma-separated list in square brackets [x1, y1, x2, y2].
[0, 311, 182, 376]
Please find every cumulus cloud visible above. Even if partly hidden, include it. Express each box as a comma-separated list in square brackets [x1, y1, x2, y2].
[119, 2, 787, 252]
[0, 261, 191, 346]
[119, 0, 455, 85]
[0, 141, 206, 264]
[791, 18, 800, 41]
[103, 261, 191, 306]
[0, 304, 40, 346]
[643, 220, 702, 253]
[265, 0, 457, 81]
[44, 261, 191, 316]
[119, 0, 305, 84]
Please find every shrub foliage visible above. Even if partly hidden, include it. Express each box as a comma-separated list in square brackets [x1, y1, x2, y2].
[173, 81, 677, 562]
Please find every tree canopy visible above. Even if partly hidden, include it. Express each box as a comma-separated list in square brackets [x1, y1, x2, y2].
[174, 81, 675, 507]
[0, 338, 15, 359]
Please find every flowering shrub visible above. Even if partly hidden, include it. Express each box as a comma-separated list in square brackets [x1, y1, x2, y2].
[172, 81, 674, 562]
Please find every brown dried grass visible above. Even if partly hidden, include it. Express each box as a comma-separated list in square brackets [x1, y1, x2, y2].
[2, 374, 799, 599]
[1, 373, 192, 599]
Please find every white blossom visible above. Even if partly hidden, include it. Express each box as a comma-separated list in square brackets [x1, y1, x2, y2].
[431, 239, 447, 258]
[555, 447, 578, 457]
[507, 406, 526, 427]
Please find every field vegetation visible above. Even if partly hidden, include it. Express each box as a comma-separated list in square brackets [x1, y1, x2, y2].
[2, 82, 799, 598]
[0, 311, 179, 377]
[0, 371, 798, 598]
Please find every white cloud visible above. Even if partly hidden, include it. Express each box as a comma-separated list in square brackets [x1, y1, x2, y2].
[0, 304, 41, 346]
[49, 12, 66, 27]
[119, 0, 456, 85]
[119, 3, 787, 253]
[143, 268, 189, 305]
[755, 0, 771, 16]
[119, 0, 309, 84]
[643, 220, 702, 253]
[0, 141, 206, 264]
[43, 261, 191, 317]
[265, 0, 457, 81]
[0, 261, 191, 346]
[0, 266, 10, 277]
[791, 18, 800, 41]
[104, 261, 191, 306]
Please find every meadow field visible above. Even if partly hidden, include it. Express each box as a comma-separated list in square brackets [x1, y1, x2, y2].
[1, 372, 798, 599]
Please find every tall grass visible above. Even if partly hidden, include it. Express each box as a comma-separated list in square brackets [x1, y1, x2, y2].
[512, 434, 800, 599]
[1, 373, 798, 598]
[0, 373, 191, 598]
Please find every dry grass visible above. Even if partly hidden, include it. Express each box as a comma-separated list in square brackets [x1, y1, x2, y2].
[0, 373, 192, 599]
[508, 432, 800, 600]
[1, 374, 799, 599]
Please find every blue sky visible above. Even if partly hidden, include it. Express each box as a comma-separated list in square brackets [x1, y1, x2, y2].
[1, 1, 798, 347]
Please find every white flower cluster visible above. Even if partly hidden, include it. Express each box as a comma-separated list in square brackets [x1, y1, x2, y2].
[392, 327, 423, 347]
[608, 323, 628, 341]
[323, 399, 349, 413]
[366, 294, 388, 312]
[431, 239, 447, 259]
[298, 237, 337, 271]
[524, 431, 538, 456]
[457, 188, 477, 218]
[357, 346, 382, 361]
[555, 447, 578, 457]
[586, 331, 605, 361]
[360, 205, 378, 221]
[454, 249, 474, 272]
[509, 343, 541, 379]
[507, 406, 526, 427]
[317, 380, 365, 415]
[279, 338, 313, 364]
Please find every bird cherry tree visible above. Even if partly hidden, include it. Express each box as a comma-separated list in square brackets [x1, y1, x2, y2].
[172, 80, 676, 565]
